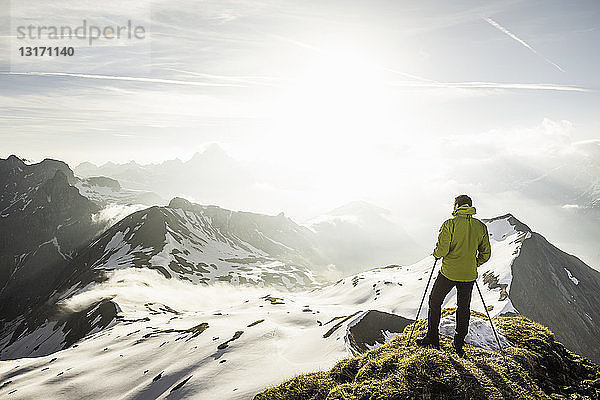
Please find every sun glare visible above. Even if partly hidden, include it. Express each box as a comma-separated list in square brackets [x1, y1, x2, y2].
[273, 45, 398, 149]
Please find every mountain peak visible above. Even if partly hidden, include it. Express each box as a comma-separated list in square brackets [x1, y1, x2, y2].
[75, 161, 97, 168]
[188, 143, 230, 164]
[203, 143, 228, 157]
[168, 196, 194, 210]
[483, 213, 531, 234]
[6, 154, 25, 166]
[100, 161, 117, 168]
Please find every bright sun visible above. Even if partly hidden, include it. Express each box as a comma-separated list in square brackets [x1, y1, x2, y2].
[259, 45, 406, 197]
[275, 45, 396, 144]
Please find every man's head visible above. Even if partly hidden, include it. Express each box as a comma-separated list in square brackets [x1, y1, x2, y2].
[454, 194, 472, 210]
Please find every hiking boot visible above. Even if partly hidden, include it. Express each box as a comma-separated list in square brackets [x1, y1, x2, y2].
[453, 337, 465, 357]
[416, 335, 439, 349]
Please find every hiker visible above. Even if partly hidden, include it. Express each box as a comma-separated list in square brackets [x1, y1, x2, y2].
[416, 194, 491, 356]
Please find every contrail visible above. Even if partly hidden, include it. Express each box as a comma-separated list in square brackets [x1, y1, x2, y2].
[388, 80, 591, 92]
[3, 72, 589, 93]
[1, 71, 250, 87]
[163, 68, 287, 88]
[483, 17, 565, 73]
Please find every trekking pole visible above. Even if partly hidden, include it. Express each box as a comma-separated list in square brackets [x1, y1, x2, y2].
[475, 280, 508, 367]
[408, 258, 438, 343]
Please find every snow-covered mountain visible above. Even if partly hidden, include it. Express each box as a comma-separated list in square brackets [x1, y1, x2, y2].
[0, 156, 101, 323]
[2, 154, 600, 399]
[0, 196, 332, 360]
[0, 156, 331, 366]
[68, 196, 326, 292]
[504, 214, 600, 363]
[1, 208, 599, 398]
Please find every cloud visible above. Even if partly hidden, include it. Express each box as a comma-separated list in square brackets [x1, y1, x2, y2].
[60, 267, 280, 313]
[570, 139, 600, 158]
[429, 118, 577, 170]
[483, 17, 565, 73]
[92, 203, 148, 227]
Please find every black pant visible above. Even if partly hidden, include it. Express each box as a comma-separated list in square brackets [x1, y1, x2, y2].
[426, 272, 474, 342]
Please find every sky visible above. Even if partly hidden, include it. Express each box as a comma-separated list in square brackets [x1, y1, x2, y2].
[1, 0, 600, 266]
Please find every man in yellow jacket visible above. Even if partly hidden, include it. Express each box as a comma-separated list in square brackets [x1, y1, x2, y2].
[416, 194, 491, 356]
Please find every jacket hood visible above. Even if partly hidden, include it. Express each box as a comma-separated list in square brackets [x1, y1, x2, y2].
[453, 205, 476, 217]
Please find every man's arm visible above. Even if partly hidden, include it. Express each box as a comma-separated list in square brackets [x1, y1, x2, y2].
[433, 220, 452, 259]
[476, 225, 491, 266]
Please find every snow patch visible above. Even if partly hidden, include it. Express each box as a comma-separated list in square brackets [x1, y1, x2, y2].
[564, 268, 579, 285]
[51, 237, 69, 260]
[486, 217, 516, 241]
[439, 314, 510, 352]
[104, 231, 125, 253]
[363, 330, 402, 351]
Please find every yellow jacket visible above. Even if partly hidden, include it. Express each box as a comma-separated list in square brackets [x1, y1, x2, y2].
[433, 205, 491, 281]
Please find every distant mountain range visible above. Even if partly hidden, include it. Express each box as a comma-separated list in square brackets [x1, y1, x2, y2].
[74, 146, 423, 273]
[1, 154, 599, 399]
[74, 144, 252, 205]
[306, 201, 424, 273]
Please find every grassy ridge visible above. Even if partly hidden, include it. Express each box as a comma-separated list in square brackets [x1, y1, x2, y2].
[254, 309, 600, 399]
